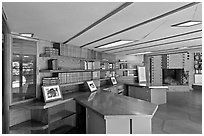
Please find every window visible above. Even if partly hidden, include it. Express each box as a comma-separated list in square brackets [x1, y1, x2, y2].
[12, 37, 37, 104]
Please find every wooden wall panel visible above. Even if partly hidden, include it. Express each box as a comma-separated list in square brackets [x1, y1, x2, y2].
[9, 108, 31, 127]
[167, 53, 183, 69]
[151, 56, 162, 85]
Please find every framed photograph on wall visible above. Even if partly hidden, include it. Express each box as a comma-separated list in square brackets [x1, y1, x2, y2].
[110, 77, 117, 85]
[86, 81, 97, 92]
[42, 85, 63, 103]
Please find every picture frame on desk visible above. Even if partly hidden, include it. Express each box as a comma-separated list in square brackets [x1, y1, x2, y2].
[86, 81, 97, 92]
[42, 85, 63, 103]
[111, 77, 117, 85]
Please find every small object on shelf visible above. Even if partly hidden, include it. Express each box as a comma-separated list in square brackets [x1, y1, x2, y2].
[42, 85, 63, 103]
[45, 47, 59, 56]
[48, 59, 58, 70]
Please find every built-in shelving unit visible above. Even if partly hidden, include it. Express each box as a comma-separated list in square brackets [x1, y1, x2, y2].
[59, 81, 84, 86]
[116, 62, 138, 83]
[51, 125, 73, 134]
[10, 120, 48, 131]
[8, 38, 118, 134]
[50, 110, 75, 124]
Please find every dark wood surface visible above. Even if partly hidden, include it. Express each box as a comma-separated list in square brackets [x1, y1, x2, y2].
[10, 120, 48, 131]
[75, 91, 158, 118]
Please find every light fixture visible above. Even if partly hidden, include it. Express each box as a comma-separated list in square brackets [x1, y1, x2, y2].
[19, 33, 34, 37]
[171, 20, 201, 27]
[96, 40, 134, 48]
[128, 51, 152, 55]
[171, 4, 201, 27]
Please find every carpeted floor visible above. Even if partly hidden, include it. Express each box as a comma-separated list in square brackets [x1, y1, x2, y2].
[152, 90, 202, 134]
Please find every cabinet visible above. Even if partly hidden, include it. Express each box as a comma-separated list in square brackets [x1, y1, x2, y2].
[9, 99, 76, 134]
[128, 86, 151, 102]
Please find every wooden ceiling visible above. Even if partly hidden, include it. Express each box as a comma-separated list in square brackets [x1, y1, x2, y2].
[3, 2, 202, 55]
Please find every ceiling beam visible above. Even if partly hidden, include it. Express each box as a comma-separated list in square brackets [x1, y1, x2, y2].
[63, 2, 133, 44]
[113, 36, 202, 54]
[80, 2, 200, 48]
[126, 45, 202, 55]
[145, 45, 202, 56]
[103, 29, 202, 52]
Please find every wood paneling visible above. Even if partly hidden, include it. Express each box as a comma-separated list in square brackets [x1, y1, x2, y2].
[9, 108, 31, 127]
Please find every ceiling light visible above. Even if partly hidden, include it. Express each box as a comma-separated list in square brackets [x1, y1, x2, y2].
[19, 33, 34, 37]
[172, 4, 201, 27]
[178, 47, 188, 49]
[97, 40, 134, 48]
[171, 20, 201, 27]
[129, 51, 152, 55]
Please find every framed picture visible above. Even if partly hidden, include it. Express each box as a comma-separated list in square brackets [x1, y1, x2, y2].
[86, 81, 97, 92]
[42, 85, 63, 103]
[111, 77, 117, 85]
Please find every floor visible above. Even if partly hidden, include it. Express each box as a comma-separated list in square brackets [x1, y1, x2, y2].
[152, 90, 202, 134]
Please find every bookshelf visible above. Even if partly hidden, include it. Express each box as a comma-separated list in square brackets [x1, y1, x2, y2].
[10, 98, 77, 134]
[39, 44, 118, 88]
[117, 62, 138, 83]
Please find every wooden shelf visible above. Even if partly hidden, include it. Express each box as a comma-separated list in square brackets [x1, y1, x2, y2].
[119, 69, 137, 71]
[39, 53, 118, 64]
[50, 110, 75, 124]
[10, 120, 48, 131]
[100, 68, 118, 72]
[59, 81, 84, 86]
[39, 68, 118, 73]
[119, 75, 138, 77]
[39, 69, 91, 73]
[39, 54, 59, 58]
[118, 61, 143, 65]
[51, 125, 74, 134]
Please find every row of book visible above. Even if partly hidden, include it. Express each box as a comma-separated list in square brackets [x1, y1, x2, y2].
[45, 47, 59, 56]
[42, 77, 59, 86]
[119, 63, 137, 69]
[60, 44, 103, 60]
[53, 72, 92, 84]
[100, 71, 116, 78]
[122, 70, 137, 76]
[101, 62, 119, 70]
[92, 71, 100, 79]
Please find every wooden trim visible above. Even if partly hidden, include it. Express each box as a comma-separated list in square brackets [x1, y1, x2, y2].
[63, 2, 133, 44]
[112, 36, 202, 54]
[2, 11, 11, 133]
[80, 2, 200, 48]
[103, 29, 202, 52]
[139, 45, 202, 56]
[2, 34, 12, 134]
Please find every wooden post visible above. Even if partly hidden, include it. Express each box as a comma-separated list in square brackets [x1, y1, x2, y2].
[2, 13, 11, 134]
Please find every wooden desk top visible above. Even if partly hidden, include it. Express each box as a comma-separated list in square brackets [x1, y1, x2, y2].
[75, 91, 158, 119]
